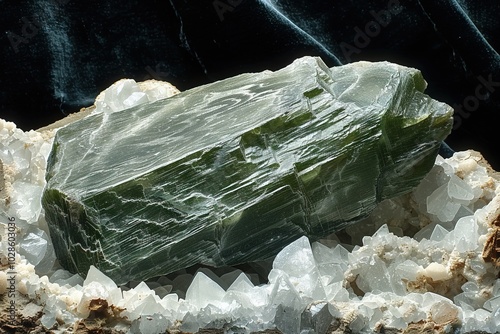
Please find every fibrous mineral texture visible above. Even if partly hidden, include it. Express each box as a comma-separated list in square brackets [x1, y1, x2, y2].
[42, 56, 453, 283]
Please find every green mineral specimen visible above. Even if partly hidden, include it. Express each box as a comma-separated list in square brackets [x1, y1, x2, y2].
[42, 57, 453, 284]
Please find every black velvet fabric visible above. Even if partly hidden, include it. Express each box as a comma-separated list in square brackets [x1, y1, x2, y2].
[1, 0, 499, 167]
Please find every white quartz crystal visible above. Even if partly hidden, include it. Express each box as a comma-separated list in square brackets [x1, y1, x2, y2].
[423, 262, 452, 281]
[185, 272, 226, 309]
[93, 78, 179, 114]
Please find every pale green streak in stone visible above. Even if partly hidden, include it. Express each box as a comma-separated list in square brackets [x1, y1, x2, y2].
[42, 57, 453, 284]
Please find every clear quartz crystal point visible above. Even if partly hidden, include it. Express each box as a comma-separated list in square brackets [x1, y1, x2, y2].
[19, 231, 47, 266]
[185, 272, 226, 309]
[42, 56, 453, 283]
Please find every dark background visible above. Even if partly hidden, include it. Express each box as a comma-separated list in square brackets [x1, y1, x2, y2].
[1, 0, 499, 168]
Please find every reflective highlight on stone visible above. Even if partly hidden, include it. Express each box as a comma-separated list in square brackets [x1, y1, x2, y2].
[42, 56, 453, 283]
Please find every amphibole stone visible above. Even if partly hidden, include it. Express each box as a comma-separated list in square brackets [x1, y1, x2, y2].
[42, 56, 453, 284]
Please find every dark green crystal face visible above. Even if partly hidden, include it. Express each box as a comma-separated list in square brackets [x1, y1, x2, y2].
[42, 57, 453, 284]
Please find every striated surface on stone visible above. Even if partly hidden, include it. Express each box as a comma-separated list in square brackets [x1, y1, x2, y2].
[42, 56, 453, 283]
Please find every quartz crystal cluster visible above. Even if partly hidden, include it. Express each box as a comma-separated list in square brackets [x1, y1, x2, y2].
[1, 58, 499, 334]
[92, 78, 180, 114]
[42, 56, 452, 284]
[0, 120, 56, 275]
